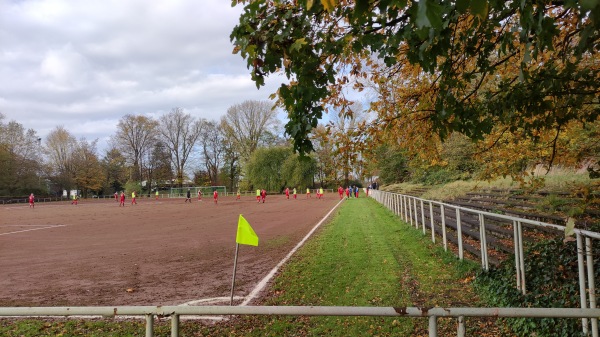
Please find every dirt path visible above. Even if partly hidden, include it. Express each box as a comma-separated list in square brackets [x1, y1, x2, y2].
[0, 194, 341, 307]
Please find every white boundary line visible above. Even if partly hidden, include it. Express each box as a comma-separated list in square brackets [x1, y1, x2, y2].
[0, 225, 66, 236]
[179, 296, 243, 306]
[174, 198, 344, 319]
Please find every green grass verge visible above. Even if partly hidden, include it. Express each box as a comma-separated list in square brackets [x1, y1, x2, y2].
[0, 198, 484, 336]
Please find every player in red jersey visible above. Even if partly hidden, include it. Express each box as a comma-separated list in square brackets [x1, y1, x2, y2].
[213, 189, 218, 204]
[119, 191, 125, 207]
[261, 189, 266, 203]
[29, 193, 35, 208]
[285, 187, 290, 199]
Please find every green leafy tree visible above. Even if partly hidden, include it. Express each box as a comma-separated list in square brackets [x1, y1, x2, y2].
[246, 146, 294, 192]
[311, 124, 337, 187]
[232, 0, 600, 155]
[0, 117, 43, 195]
[145, 142, 173, 192]
[373, 145, 410, 185]
[441, 132, 481, 178]
[101, 147, 127, 194]
[282, 151, 317, 189]
[193, 169, 211, 187]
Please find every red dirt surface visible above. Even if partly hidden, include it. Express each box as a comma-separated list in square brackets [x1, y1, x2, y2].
[0, 194, 342, 307]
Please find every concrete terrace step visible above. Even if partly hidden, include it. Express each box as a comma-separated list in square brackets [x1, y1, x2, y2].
[429, 220, 502, 267]
[445, 200, 566, 230]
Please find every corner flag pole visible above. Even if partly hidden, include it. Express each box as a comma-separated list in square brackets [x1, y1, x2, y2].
[230, 243, 240, 306]
[230, 214, 259, 306]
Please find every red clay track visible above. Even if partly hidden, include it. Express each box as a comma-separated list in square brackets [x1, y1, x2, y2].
[0, 194, 341, 307]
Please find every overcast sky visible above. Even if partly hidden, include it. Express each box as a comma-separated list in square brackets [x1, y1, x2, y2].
[0, 0, 284, 152]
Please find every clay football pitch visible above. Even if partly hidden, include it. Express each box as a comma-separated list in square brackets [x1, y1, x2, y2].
[0, 194, 342, 307]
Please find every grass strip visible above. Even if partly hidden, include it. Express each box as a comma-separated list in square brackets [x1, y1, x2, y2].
[0, 197, 485, 336]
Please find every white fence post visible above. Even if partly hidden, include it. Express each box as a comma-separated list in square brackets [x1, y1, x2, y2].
[429, 201, 435, 243]
[413, 197, 419, 229]
[171, 314, 179, 337]
[441, 204, 447, 251]
[518, 221, 526, 294]
[404, 195, 408, 222]
[421, 199, 426, 235]
[513, 220, 526, 294]
[428, 316, 438, 337]
[456, 208, 463, 261]
[457, 315, 465, 337]
[146, 314, 154, 337]
[577, 233, 590, 335]
[586, 237, 598, 337]
[408, 197, 413, 227]
[479, 214, 489, 271]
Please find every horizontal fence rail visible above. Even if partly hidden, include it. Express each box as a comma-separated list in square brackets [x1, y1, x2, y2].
[1, 306, 599, 337]
[369, 189, 599, 336]
[0, 197, 66, 205]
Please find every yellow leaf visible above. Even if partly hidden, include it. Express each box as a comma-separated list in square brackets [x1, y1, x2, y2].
[564, 217, 576, 243]
[291, 38, 307, 52]
[307, 0, 314, 10]
[321, 0, 336, 12]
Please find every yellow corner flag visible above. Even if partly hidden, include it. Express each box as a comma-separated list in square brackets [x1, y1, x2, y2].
[236, 214, 259, 246]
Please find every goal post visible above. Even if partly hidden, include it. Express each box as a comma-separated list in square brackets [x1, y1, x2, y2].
[169, 186, 227, 198]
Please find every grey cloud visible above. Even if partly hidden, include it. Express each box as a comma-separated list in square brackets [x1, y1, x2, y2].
[0, 0, 281, 149]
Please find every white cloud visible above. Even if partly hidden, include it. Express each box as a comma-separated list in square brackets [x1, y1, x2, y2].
[39, 44, 91, 89]
[0, 0, 283, 152]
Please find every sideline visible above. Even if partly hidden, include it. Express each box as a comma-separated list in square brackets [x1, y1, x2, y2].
[240, 197, 345, 306]
[0, 225, 66, 236]
[178, 197, 345, 309]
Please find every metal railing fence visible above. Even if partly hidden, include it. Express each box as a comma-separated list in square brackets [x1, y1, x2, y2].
[1, 305, 599, 337]
[369, 189, 599, 336]
[0, 197, 66, 205]
[0, 190, 342, 203]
